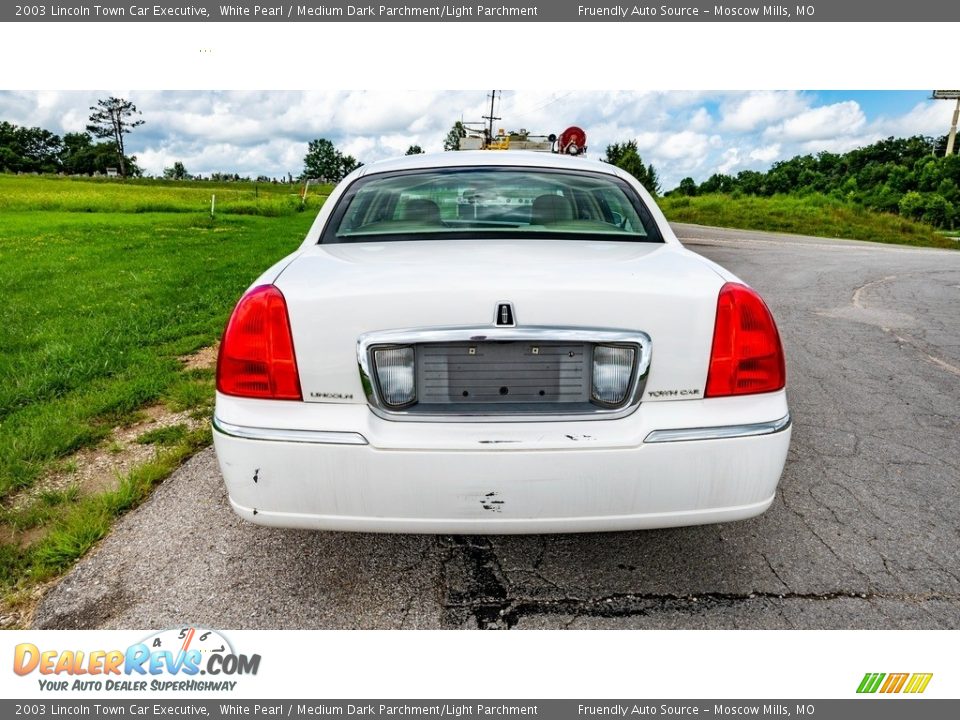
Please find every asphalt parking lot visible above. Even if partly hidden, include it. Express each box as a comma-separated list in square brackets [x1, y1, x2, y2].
[34, 224, 960, 630]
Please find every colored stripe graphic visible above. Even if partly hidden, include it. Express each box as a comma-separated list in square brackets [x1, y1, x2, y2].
[880, 673, 909, 693]
[904, 673, 934, 694]
[857, 673, 885, 693]
[857, 672, 933, 694]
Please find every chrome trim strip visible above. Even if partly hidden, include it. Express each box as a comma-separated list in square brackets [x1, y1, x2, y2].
[212, 416, 368, 445]
[644, 413, 791, 444]
[357, 325, 652, 423]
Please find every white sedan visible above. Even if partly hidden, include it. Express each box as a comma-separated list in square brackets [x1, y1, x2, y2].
[213, 151, 790, 534]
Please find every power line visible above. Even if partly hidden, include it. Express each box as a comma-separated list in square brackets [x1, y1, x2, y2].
[509, 91, 575, 121]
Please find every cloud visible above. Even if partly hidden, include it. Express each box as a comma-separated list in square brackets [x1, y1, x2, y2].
[717, 148, 741, 175]
[748, 143, 781, 163]
[720, 91, 808, 132]
[765, 101, 866, 142]
[688, 107, 711, 132]
[656, 131, 712, 161]
[875, 100, 956, 137]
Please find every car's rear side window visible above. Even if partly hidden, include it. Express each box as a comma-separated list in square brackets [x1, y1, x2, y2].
[321, 167, 663, 243]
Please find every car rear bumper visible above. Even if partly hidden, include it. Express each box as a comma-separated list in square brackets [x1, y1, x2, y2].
[212, 392, 790, 534]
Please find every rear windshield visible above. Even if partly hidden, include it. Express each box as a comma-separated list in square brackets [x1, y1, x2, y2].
[321, 167, 662, 243]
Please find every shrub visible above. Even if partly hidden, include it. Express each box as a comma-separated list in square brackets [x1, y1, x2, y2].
[921, 194, 954, 228]
[898, 191, 924, 220]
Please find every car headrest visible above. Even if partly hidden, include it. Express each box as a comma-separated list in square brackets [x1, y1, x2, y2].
[401, 198, 441, 224]
[531, 194, 574, 225]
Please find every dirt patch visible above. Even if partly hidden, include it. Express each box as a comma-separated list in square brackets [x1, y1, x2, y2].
[4, 346, 218, 514]
[181, 343, 219, 371]
[5, 405, 208, 514]
[0, 524, 46, 549]
[0, 579, 56, 630]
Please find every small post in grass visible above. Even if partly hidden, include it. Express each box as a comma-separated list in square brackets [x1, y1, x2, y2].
[210, 193, 216, 218]
[300, 178, 311, 210]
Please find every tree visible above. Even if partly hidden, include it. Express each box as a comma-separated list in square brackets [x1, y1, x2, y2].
[920, 193, 953, 227]
[302, 138, 361, 182]
[699, 173, 737, 194]
[664, 134, 957, 227]
[735, 170, 765, 195]
[645, 163, 661, 196]
[60, 132, 93, 174]
[302, 138, 340, 180]
[405, 145, 424, 155]
[603, 141, 660, 195]
[0, 121, 62, 173]
[163, 161, 189, 180]
[340, 155, 362, 178]
[898, 191, 924, 220]
[676, 177, 698, 197]
[443, 121, 466, 151]
[57, 131, 138, 176]
[19, 127, 62, 173]
[86, 96, 144, 177]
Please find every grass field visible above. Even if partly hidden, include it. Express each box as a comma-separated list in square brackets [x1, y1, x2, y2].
[0, 176, 325, 620]
[659, 193, 955, 249]
[0, 174, 322, 216]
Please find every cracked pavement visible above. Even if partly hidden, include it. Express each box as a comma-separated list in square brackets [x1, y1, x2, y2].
[33, 224, 960, 630]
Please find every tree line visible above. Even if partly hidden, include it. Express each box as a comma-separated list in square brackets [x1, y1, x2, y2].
[0, 97, 143, 176]
[6, 100, 954, 230]
[669, 135, 959, 228]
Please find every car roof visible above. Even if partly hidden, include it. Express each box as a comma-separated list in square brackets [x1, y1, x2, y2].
[355, 150, 624, 178]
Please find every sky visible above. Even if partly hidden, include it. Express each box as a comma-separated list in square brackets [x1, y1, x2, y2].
[0, 90, 952, 189]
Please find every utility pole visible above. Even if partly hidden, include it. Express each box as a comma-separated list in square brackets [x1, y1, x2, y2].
[948, 98, 960, 157]
[482, 90, 501, 145]
[932, 90, 960, 156]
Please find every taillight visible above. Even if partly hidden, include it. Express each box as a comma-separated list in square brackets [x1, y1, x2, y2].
[216, 285, 302, 400]
[705, 282, 785, 398]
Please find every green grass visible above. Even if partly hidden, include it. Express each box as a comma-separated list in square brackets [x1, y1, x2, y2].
[0, 210, 313, 499]
[0, 486, 81, 533]
[136, 423, 189, 446]
[0, 175, 318, 611]
[660, 193, 956, 250]
[0, 174, 331, 216]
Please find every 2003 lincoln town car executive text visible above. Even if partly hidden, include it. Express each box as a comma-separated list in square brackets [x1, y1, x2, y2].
[212, 151, 790, 534]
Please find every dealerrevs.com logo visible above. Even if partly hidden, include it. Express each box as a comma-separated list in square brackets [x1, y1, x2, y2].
[13, 627, 260, 692]
[857, 672, 933, 694]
